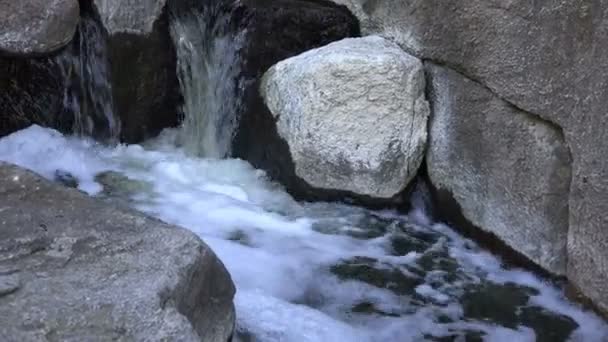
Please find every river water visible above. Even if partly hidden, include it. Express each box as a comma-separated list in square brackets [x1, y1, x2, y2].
[0, 125, 606, 342]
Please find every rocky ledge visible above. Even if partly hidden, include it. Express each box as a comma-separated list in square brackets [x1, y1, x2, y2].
[0, 162, 235, 341]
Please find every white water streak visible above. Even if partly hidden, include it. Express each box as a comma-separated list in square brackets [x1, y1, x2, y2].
[169, 4, 245, 158]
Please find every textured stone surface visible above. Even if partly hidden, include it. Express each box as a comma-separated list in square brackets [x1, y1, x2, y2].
[91, 0, 182, 143]
[261, 36, 428, 200]
[0, 162, 235, 341]
[0, 1, 182, 143]
[0, 0, 79, 56]
[1, 11, 121, 142]
[426, 63, 571, 275]
[92, 0, 166, 35]
[230, 0, 361, 201]
[332, 0, 608, 309]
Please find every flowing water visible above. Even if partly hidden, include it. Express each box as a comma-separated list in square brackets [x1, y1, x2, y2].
[169, 3, 245, 158]
[57, 14, 119, 142]
[0, 125, 607, 342]
[2, 3, 607, 341]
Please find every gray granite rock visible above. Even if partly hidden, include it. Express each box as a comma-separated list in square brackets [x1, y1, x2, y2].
[0, 162, 235, 341]
[0, 0, 79, 56]
[426, 63, 571, 275]
[261, 36, 428, 200]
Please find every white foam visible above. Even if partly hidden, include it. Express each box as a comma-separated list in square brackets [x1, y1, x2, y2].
[1, 125, 607, 342]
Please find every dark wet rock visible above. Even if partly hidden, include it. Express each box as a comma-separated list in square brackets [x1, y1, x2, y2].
[351, 301, 399, 317]
[0, 55, 66, 138]
[87, 0, 182, 143]
[0, 10, 118, 141]
[0, 162, 235, 341]
[227, 230, 253, 247]
[519, 306, 578, 342]
[462, 282, 538, 328]
[331, 257, 421, 295]
[416, 250, 460, 277]
[54, 169, 78, 188]
[425, 330, 485, 342]
[0, 1, 181, 143]
[390, 234, 429, 255]
[105, 14, 182, 143]
[95, 170, 153, 199]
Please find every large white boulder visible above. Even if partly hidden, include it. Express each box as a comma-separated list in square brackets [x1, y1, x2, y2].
[261, 36, 429, 200]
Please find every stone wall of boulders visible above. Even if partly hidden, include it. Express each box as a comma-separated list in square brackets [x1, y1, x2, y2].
[242, 0, 607, 315]
[314, 0, 607, 314]
[1, 0, 606, 318]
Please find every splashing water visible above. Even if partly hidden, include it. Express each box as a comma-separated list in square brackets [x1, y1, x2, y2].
[57, 14, 120, 142]
[169, 2, 245, 158]
[1, 125, 607, 342]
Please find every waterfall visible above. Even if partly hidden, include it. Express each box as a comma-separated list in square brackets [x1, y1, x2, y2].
[169, 2, 245, 158]
[58, 14, 119, 142]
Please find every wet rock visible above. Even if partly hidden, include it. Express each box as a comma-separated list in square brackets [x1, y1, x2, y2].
[0, 10, 118, 141]
[462, 281, 578, 341]
[0, 162, 235, 341]
[95, 170, 153, 199]
[462, 282, 536, 326]
[0, 55, 67, 138]
[519, 306, 578, 342]
[331, 256, 421, 295]
[0, 0, 79, 56]
[351, 301, 399, 317]
[54, 170, 79, 188]
[90, 0, 182, 143]
[226, 230, 253, 247]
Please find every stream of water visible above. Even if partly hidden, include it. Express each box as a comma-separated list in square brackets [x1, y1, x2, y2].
[0, 126, 606, 342]
[2, 2, 606, 340]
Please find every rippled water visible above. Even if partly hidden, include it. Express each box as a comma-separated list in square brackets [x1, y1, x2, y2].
[1, 125, 607, 342]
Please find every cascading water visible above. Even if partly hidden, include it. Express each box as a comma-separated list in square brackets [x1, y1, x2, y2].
[57, 14, 119, 142]
[0, 2, 607, 341]
[169, 2, 245, 158]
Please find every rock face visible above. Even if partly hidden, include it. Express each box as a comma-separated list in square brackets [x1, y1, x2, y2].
[92, 0, 166, 35]
[230, 0, 360, 196]
[261, 36, 428, 201]
[90, 0, 182, 143]
[425, 64, 571, 275]
[331, 0, 608, 309]
[0, 56, 66, 138]
[0, 1, 182, 143]
[0, 162, 235, 341]
[0, 0, 80, 56]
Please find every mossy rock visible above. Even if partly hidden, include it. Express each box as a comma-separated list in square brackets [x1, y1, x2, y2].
[94, 171, 153, 199]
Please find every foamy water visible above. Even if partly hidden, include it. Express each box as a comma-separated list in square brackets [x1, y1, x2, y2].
[1, 125, 607, 342]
